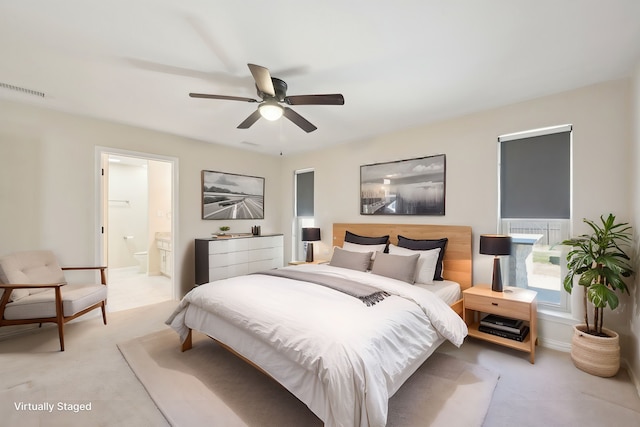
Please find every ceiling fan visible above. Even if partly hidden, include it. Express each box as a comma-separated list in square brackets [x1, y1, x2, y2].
[189, 63, 344, 133]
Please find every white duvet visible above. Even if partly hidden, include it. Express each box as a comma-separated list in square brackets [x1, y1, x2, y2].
[167, 264, 468, 427]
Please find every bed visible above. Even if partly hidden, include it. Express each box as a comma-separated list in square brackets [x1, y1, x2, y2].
[167, 223, 472, 427]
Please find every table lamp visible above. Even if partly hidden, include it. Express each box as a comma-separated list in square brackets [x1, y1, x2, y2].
[302, 227, 321, 262]
[479, 234, 512, 292]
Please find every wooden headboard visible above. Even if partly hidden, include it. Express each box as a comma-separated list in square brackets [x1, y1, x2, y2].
[332, 223, 473, 290]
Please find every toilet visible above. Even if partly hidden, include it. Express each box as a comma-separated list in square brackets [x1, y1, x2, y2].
[133, 251, 148, 273]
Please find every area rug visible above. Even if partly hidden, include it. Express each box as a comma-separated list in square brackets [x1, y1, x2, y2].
[118, 329, 498, 427]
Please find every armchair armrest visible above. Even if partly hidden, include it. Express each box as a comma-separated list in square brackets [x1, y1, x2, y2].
[0, 282, 64, 289]
[0, 283, 65, 319]
[61, 266, 107, 285]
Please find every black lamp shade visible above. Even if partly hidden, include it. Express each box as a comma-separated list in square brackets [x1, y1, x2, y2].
[479, 234, 511, 292]
[479, 235, 512, 256]
[302, 227, 321, 242]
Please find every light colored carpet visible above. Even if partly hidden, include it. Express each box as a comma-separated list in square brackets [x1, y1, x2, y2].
[438, 339, 640, 427]
[0, 301, 176, 427]
[118, 329, 499, 427]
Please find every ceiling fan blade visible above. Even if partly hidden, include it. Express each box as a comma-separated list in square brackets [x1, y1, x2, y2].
[283, 107, 317, 133]
[248, 63, 275, 97]
[189, 93, 258, 103]
[284, 94, 344, 106]
[237, 110, 263, 129]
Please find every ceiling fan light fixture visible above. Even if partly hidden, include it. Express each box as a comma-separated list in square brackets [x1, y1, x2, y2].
[189, 63, 343, 132]
[259, 101, 284, 121]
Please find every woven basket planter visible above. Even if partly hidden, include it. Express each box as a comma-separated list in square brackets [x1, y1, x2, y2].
[571, 324, 620, 377]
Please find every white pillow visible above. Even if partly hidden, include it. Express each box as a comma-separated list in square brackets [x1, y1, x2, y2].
[388, 244, 441, 284]
[342, 241, 386, 260]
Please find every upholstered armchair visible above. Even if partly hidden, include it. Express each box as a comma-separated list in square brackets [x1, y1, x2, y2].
[0, 250, 108, 351]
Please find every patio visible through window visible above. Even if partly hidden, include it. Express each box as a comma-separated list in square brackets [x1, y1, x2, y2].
[501, 219, 569, 305]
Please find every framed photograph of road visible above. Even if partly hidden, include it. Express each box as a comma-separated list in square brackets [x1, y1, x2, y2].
[201, 170, 265, 220]
[360, 154, 446, 216]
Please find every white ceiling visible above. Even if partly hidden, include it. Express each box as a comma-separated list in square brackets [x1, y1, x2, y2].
[1, 1, 639, 156]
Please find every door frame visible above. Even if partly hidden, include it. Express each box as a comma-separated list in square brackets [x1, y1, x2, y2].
[95, 146, 179, 300]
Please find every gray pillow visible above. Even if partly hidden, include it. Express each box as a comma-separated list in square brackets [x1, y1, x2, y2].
[371, 252, 420, 284]
[329, 247, 372, 272]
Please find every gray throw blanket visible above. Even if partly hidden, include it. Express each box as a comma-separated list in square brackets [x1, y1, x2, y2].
[255, 269, 390, 306]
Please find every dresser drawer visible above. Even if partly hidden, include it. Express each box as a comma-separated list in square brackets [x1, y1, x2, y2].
[464, 293, 530, 320]
[210, 264, 249, 281]
[248, 247, 280, 262]
[209, 238, 250, 254]
[247, 235, 283, 250]
[210, 251, 249, 267]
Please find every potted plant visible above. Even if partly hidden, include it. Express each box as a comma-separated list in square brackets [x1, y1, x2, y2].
[561, 213, 633, 377]
[219, 226, 230, 235]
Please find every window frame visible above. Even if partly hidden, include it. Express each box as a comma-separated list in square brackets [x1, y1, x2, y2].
[497, 124, 573, 313]
[293, 169, 315, 262]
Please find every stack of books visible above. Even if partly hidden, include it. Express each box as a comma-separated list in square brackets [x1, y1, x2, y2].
[478, 314, 529, 342]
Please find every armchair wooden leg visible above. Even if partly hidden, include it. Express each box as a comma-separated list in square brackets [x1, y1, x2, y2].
[54, 287, 65, 351]
[101, 302, 107, 325]
[57, 322, 65, 352]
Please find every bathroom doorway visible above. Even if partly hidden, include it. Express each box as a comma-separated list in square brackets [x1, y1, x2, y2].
[97, 148, 177, 312]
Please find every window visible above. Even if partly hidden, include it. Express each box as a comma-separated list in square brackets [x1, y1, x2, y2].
[293, 169, 315, 261]
[498, 125, 572, 311]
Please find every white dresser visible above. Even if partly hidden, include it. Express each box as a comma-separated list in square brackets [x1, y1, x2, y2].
[195, 234, 284, 285]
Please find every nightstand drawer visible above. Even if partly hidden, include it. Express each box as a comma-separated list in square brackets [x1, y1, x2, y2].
[464, 293, 530, 320]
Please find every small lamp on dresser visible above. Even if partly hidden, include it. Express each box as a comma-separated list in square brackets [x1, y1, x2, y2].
[479, 234, 512, 292]
[302, 227, 321, 263]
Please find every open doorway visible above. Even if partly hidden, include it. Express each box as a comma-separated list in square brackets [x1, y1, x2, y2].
[97, 148, 177, 312]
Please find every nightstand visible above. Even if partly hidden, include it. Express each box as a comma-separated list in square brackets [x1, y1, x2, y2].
[288, 259, 329, 265]
[463, 285, 538, 363]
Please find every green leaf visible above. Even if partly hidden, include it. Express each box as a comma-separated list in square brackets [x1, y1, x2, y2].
[587, 284, 608, 308]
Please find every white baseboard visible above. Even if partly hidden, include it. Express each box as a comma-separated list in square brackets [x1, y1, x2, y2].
[538, 337, 571, 352]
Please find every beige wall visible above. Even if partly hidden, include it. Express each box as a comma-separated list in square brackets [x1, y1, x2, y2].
[0, 99, 283, 296]
[280, 78, 634, 359]
[630, 64, 640, 392]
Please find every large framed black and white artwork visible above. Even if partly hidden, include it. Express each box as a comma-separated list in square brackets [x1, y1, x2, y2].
[201, 170, 265, 220]
[360, 154, 446, 216]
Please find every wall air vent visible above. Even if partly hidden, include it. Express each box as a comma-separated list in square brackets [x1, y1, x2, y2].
[0, 82, 45, 98]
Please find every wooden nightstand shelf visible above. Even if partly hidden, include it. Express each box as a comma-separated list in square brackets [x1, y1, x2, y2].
[463, 285, 538, 364]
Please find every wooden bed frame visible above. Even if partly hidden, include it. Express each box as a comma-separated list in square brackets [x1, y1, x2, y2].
[332, 223, 473, 317]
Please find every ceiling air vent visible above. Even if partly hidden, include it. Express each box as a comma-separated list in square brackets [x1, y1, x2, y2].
[0, 82, 45, 98]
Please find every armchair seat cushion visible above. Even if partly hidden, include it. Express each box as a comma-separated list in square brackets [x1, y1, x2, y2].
[3, 284, 107, 320]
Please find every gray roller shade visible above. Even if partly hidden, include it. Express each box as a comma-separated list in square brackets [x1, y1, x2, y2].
[296, 171, 314, 216]
[499, 128, 571, 219]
